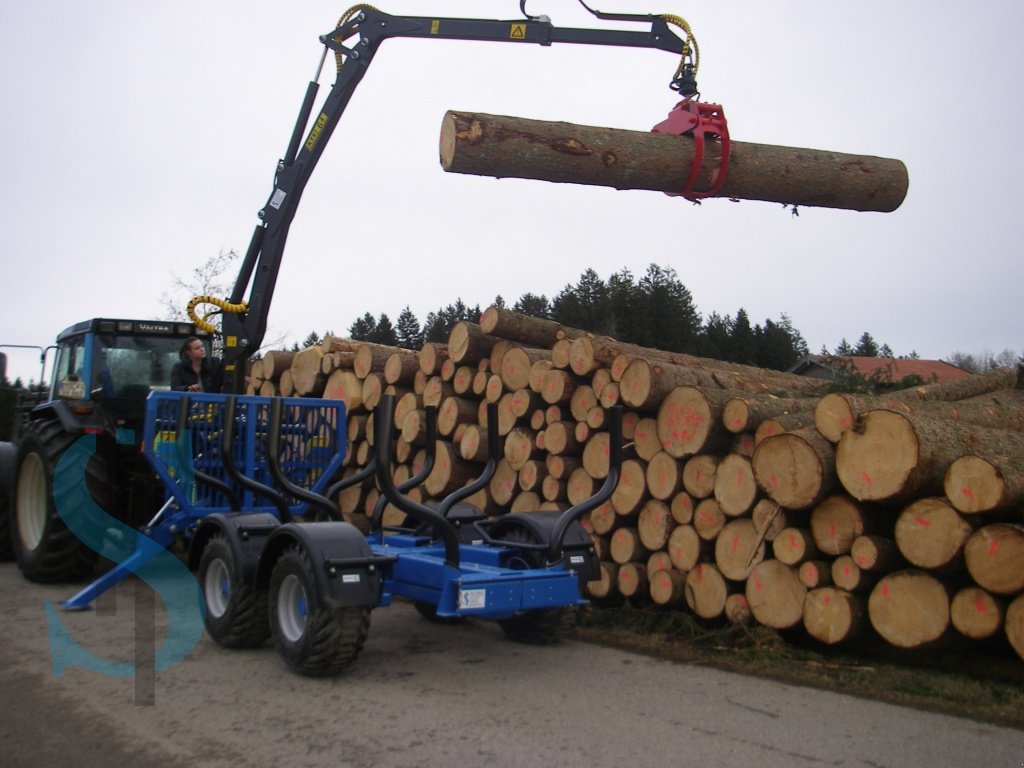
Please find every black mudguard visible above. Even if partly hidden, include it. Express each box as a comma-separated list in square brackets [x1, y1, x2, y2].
[255, 522, 385, 609]
[490, 511, 601, 583]
[188, 512, 281, 586]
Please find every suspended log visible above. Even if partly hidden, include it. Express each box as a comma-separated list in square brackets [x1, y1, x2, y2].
[868, 570, 951, 649]
[814, 368, 1019, 443]
[440, 110, 908, 212]
[752, 427, 837, 511]
[918, 469, 975, 537]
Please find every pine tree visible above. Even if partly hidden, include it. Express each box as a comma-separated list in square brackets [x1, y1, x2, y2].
[513, 293, 550, 318]
[348, 312, 377, 340]
[396, 306, 423, 350]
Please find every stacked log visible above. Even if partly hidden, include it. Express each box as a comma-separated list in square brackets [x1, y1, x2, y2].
[252, 312, 1024, 665]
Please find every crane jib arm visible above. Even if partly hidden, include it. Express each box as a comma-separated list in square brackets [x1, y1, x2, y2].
[220, 7, 696, 393]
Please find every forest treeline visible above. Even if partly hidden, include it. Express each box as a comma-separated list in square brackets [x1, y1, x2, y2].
[329, 263, 902, 374]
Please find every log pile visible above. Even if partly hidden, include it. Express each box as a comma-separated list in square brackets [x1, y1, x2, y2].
[248, 308, 1024, 664]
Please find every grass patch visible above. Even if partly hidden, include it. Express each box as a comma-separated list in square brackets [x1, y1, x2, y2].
[568, 603, 1024, 730]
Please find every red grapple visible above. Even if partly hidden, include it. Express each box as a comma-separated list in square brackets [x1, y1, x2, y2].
[652, 99, 730, 200]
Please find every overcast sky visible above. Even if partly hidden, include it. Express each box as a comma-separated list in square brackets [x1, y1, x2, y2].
[1, 1, 1021, 384]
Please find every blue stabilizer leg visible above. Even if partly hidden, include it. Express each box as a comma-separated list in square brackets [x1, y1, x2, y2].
[62, 532, 172, 611]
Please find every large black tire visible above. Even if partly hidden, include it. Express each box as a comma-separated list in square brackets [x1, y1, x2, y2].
[268, 544, 371, 677]
[497, 524, 575, 645]
[0, 442, 15, 561]
[11, 419, 105, 582]
[198, 534, 270, 648]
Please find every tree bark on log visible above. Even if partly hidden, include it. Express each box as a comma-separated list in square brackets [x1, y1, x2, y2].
[814, 368, 1019, 443]
[260, 349, 296, 379]
[868, 570, 951, 649]
[440, 111, 909, 212]
[447, 321, 502, 365]
[836, 410, 1024, 503]
[478, 306, 585, 348]
[944, 453, 1024, 515]
[723, 396, 818, 434]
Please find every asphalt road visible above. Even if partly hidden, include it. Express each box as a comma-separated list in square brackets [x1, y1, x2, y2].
[1, 562, 1020, 768]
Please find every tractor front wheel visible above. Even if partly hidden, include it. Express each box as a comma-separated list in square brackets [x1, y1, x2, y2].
[11, 420, 103, 582]
[268, 545, 370, 676]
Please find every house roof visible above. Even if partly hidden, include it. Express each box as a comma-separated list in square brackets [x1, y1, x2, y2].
[789, 356, 971, 383]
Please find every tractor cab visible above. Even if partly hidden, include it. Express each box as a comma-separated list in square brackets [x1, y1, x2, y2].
[49, 318, 210, 424]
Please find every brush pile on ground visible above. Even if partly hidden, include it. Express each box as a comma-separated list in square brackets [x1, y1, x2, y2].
[246, 307, 1024, 663]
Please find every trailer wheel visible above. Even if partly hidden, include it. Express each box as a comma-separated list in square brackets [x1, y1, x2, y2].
[12, 419, 103, 582]
[198, 534, 270, 648]
[496, 524, 575, 644]
[268, 544, 370, 676]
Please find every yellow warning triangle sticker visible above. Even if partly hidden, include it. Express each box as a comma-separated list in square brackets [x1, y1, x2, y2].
[510, 23, 526, 39]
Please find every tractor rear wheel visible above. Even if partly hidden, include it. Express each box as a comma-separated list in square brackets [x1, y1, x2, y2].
[496, 523, 575, 644]
[12, 419, 103, 582]
[268, 544, 370, 676]
[198, 534, 270, 648]
[0, 442, 15, 560]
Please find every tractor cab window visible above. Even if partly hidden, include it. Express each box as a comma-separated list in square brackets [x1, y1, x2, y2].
[93, 334, 192, 399]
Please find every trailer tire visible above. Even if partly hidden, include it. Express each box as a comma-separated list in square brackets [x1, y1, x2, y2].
[269, 544, 370, 676]
[0, 442, 15, 560]
[12, 419, 103, 582]
[198, 534, 270, 648]
[496, 523, 575, 645]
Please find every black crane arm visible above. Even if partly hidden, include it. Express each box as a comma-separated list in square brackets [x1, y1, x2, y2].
[217, 5, 697, 392]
